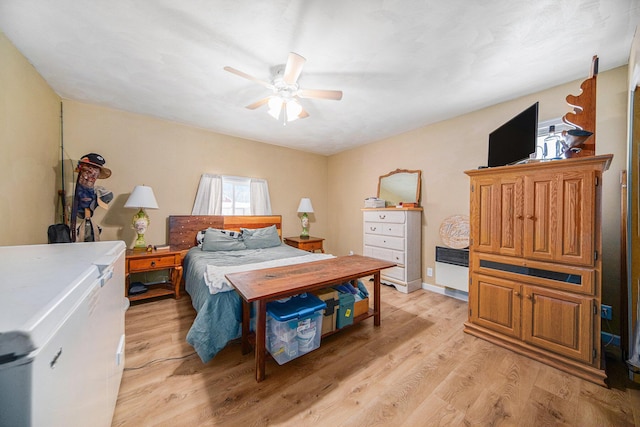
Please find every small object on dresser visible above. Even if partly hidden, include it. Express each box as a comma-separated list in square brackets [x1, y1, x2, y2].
[154, 244, 170, 252]
[364, 197, 386, 208]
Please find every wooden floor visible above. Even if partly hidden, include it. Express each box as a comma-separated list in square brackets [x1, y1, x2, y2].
[112, 285, 640, 426]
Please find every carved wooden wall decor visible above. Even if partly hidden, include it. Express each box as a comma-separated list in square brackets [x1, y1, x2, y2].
[562, 55, 598, 157]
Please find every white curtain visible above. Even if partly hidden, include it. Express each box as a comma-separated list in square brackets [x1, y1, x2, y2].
[250, 178, 272, 215]
[191, 174, 223, 215]
[192, 174, 271, 215]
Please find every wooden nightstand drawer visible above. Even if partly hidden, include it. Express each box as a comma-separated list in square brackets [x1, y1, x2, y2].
[128, 254, 179, 272]
[284, 236, 325, 253]
[299, 240, 323, 251]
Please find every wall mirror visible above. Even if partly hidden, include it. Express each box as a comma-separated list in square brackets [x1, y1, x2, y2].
[377, 169, 421, 206]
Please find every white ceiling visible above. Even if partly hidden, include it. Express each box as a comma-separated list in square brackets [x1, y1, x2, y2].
[1, 1, 638, 155]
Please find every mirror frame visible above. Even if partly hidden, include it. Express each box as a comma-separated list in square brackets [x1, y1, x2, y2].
[377, 169, 422, 206]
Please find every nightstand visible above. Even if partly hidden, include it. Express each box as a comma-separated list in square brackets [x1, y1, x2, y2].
[283, 236, 325, 253]
[125, 248, 183, 302]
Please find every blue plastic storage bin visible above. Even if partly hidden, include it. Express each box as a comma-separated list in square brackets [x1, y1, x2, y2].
[266, 293, 326, 365]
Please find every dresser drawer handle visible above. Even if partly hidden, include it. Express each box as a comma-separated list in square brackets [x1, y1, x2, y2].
[378, 214, 386, 219]
[150, 261, 156, 267]
[370, 226, 377, 231]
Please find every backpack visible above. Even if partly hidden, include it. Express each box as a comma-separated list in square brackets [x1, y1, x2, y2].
[47, 224, 72, 243]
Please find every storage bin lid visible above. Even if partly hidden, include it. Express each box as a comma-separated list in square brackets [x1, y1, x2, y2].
[267, 293, 327, 321]
[337, 292, 356, 303]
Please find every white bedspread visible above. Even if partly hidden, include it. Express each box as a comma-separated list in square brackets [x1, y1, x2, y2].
[204, 253, 335, 294]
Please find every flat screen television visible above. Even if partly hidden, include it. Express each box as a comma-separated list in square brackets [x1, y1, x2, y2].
[487, 102, 538, 167]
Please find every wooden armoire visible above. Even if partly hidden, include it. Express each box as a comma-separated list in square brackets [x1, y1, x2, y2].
[464, 154, 612, 386]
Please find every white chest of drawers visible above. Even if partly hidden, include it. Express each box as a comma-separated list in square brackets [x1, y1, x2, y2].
[362, 208, 422, 293]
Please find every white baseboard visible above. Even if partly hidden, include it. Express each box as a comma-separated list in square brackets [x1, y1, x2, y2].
[422, 282, 468, 302]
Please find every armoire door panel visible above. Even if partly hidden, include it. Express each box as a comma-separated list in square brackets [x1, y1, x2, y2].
[472, 274, 521, 339]
[497, 177, 523, 257]
[522, 286, 593, 363]
[524, 174, 556, 261]
[473, 179, 497, 252]
[556, 170, 594, 266]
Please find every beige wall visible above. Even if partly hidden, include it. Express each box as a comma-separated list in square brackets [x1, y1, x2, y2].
[0, 32, 61, 246]
[328, 66, 628, 325]
[61, 100, 329, 248]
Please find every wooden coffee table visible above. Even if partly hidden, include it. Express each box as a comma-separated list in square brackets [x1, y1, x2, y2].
[225, 255, 396, 382]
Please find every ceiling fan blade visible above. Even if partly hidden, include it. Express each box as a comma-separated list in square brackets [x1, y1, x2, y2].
[297, 88, 343, 101]
[298, 108, 310, 119]
[224, 66, 273, 89]
[245, 97, 270, 110]
[283, 52, 306, 84]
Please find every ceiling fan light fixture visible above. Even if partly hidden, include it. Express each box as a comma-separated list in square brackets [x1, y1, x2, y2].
[267, 96, 302, 123]
[267, 96, 283, 120]
[285, 99, 302, 122]
[224, 52, 342, 124]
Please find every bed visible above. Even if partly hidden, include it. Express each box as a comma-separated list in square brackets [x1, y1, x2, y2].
[168, 215, 333, 362]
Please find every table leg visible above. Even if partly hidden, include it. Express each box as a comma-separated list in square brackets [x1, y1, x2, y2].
[241, 299, 251, 355]
[373, 271, 381, 326]
[173, 266, 183, 299]
[255, 299, 267, 382]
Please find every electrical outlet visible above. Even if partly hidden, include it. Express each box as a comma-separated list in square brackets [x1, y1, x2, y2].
[427, 267, 433, 277]
[601, 304, 612, 320]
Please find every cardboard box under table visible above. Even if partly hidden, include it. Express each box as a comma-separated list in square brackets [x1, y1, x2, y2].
[313, 288, 339, 335]
[354, 296, 370, 318]
[266, 293, 326, 365]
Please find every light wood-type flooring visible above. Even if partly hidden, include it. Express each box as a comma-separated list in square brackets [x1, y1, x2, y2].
[112, 284, 640, 426]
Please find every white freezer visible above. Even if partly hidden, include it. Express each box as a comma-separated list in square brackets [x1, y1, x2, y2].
[0, 241, 127, 427]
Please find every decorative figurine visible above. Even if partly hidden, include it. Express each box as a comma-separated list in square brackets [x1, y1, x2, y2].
[71, 153, 113, 242]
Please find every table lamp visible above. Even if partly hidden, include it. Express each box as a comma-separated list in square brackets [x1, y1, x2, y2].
[297, 198, 314, 238]
[124, 185, 159, 249]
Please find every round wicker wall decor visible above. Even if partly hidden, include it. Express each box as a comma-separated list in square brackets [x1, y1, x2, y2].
[439, 214, 470, 249]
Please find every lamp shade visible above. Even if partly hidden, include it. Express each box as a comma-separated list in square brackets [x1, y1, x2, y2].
[297, 198, 314, 213]
[268, 97, 283, 120]
[124, 185, 159, 209]
[285, 100, 302, 122]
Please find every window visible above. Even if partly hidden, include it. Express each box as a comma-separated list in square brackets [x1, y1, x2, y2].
[222, 176, 250, 215]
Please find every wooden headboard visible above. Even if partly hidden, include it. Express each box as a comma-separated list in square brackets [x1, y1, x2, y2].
[168, 215, 283, 251]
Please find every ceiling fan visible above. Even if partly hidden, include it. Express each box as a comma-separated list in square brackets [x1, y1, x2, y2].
[224, 52, 343, 123]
